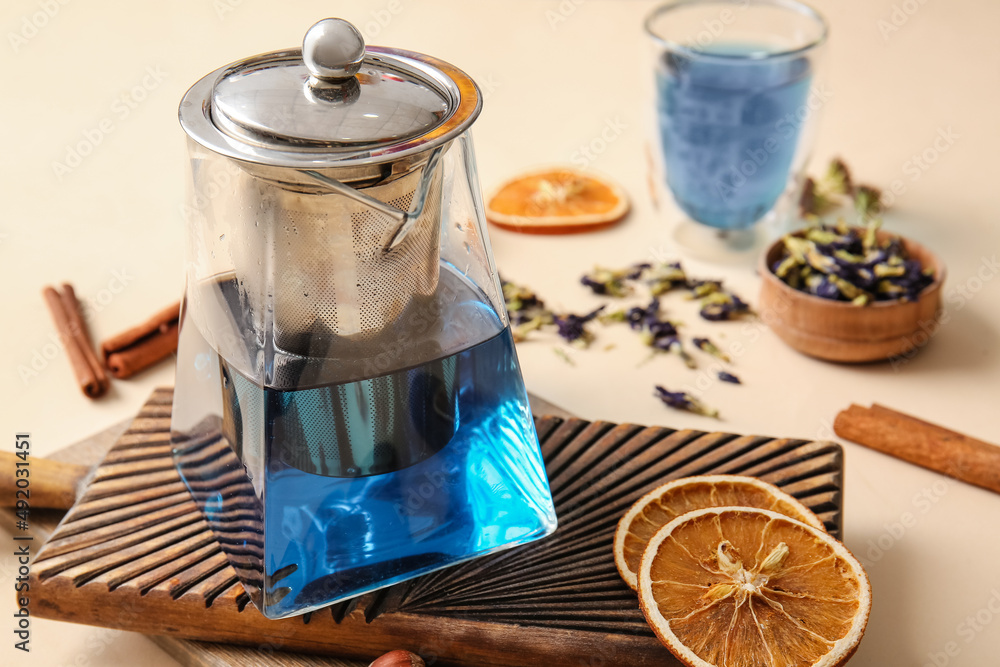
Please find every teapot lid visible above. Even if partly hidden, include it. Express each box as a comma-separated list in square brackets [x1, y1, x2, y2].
[179, 18, 481, 169]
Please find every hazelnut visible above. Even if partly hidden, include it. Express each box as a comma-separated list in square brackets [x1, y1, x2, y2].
[368, 649, 425, 667]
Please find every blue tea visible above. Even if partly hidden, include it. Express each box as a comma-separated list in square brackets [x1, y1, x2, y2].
[656, 44, 812, 229]
[172, 264, 557, 619]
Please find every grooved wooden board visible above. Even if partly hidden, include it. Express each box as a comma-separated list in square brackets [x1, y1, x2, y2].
[29, 388, 844, 666]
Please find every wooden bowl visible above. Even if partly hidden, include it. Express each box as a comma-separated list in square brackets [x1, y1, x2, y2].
[758, 230, 946, 363]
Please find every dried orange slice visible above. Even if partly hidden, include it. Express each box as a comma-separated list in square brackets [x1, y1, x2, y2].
[614, 475, 824, 590]
[638, 507, 871, 667]
[485, 167, 629, 234]
[614, 475, 824, 591]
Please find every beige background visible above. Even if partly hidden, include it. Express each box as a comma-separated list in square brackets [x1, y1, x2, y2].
[1, 0, 998, 665]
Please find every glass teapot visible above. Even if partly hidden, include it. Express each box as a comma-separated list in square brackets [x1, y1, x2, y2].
[170, 18, 556, 620]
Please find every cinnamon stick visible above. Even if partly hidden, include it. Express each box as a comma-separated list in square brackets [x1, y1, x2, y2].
[834, 403, 1000, 495]
[100, 302, 181, 379]
[42, 284, 110, 398]
[58, 284, 110, 392]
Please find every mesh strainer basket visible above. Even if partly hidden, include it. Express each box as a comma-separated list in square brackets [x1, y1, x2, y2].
[232, 164, 444, 355]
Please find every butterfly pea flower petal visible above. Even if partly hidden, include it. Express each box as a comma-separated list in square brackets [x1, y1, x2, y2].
[667, 338, 697, 369]
[805, 228, 850, 246]
[512, 315, 549, 342]
[718, 371, 741, 384]
[654, 385, 719, 418]
[862, 218, 881, 253]
[698, 290, 752, 321]
[824, 158, 854, 196]
[833, 249, 866, 265]
[628, 299, 662, 328]
[502, 278, 555, 338]
[598, 309, 628, 324]
[693, 337, 731, 362]
[688, 279, 724, 299]
[806, 248, 838, 274]
[774, 255, 799, 279]
[799, 176, 840, 218]
[647, 335, 695, 368]
[874, 263, 906, 278]
[580, 267, 632, 297]
[553, 306, 605, 348]
[642, 261, 689, 296]
[855, 185, 883, 220]
[829, 275, 868, 300]
[626, 263, 651, 280]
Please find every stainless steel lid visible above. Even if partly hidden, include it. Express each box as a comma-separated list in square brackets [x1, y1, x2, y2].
[179, 18, 482, 169]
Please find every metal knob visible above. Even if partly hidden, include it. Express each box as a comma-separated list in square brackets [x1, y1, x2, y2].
[302, 18, 365, 83]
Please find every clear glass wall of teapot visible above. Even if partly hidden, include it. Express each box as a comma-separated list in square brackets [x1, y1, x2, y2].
[170, 19, 557, 619]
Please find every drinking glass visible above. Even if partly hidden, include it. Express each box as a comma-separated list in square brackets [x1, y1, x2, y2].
[646, 0, 828, 246]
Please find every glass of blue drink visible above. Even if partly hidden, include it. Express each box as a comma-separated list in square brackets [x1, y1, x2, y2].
[646, 0, 827, 238]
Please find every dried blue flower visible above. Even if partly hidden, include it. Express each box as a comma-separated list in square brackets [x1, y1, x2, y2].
[693, 337, 731, 363]
[501, 277, 555, 341]
[654, 385, 719, 418]
[646, 318, 679, 340]
[687, 279, 724, 299]
[649, 335, 697, 368]
[773, 255, 799, 279]
[805, 275, 841, 300]
[799, 176, 840, 218]
[855, 184, 883, 220]
[580, 266, 635, 297]
[624, 298, 656, 327]
[718, 371, 741, 384]
[511, 314, 551, 342]
[501, 278, 551, 322]
[553, 306, 605, 348]
[699, 291, 751, 321]
[627, 298, 671, 330]
[824, 158, 854, 196]
[626, 263, 651, 280]
[641, 261, 688, 296]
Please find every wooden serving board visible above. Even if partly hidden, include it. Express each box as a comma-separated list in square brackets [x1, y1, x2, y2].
[28, 388, 843, 666]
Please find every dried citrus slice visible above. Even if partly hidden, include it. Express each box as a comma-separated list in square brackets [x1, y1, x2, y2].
[485, 167, 629, 234]
[638, 507, 871, 667]
[614, 475, 824, 591]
